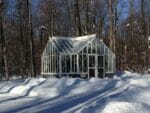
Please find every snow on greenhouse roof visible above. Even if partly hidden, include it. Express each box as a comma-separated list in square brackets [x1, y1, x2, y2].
[52, 34, 96, 40]
[50, 34, 96, 54]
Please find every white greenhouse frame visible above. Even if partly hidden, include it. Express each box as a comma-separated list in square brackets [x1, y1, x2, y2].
[41, 34, 116, 79]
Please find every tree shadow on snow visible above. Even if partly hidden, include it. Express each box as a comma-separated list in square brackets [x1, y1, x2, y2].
[0, 79, 28, 94]
[3, 80, 118, 113]
[0, 80, 46, 104]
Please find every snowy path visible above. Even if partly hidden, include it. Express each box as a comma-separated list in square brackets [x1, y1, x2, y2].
[0, 72, 150, 113]
[63, 83, 129, 113]
[16, 81, 123, 113]
[0, 79, 124, 113]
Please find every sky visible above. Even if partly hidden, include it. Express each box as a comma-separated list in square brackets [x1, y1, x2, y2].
[32, 0, 40, 8]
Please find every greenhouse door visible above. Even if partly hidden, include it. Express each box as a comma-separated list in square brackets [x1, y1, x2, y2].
[97, 55, 104, 78]
[88, 55, 96, 78]
[88, 55, 104, 78]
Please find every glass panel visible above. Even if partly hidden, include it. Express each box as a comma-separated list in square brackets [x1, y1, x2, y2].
[88, 44, 92, 53]
[51, 55, 56, 73]
[72, 55, 77, 72]
[44, 41, 59, 56]
[105, 47, 108, 54]
[56, 56, 59, 72]
[61, 55, 70, 73]
[92, 47, 96, 53]
[62, 56, 66, 73]
[97, 44, 104, 54]
[45, 56, 48, 73]
[108, 55, 112, 72]
[113, 55, 116, 72]
[105, 54, 113, 73]
[89, 56, 95, 67]
[105, 55, 108, 72]
[98, 56, 103, 67]
[83, 55, 88, 72]
[66, 55, 70, 72]
[47, 56, 50, 73]
[79, 55, 83, 72]
[89, 69, 95, 77]
[98, 69, 104, 78]
[83, 47, 87, 53]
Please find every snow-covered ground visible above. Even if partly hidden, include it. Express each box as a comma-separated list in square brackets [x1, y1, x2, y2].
[0, 72, 150, 113]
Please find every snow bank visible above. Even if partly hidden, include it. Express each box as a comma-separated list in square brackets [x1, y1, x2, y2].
[8, 77, 122, 98]
[0, 79, 24, 93]
[9, 78, 45, 95]
[95, 73, 150, 113]
[0, 72, 150, 113]
[0, 76, 123, 99]
[100, 101, 149, 113]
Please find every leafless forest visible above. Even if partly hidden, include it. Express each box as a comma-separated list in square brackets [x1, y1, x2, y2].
[0, 0, 150, 80]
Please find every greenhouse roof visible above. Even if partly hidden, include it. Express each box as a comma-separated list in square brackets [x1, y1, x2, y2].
[46, 34, 114, 55]
[50, 34, 97, 54]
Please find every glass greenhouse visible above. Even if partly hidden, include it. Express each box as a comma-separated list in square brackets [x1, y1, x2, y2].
[41, 34, 116, 79]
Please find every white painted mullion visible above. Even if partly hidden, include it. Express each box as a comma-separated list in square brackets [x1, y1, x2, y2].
[44, 56, 45, 73]
[87, 45, 89, 79]
[52, 44, 53, 73]
[45, 56, 47, 73]
[77, 55, 79, 73]
[103, 46, 106, 78]
[82, 51, 83, 72]
[47, 55, 49, 73]
[70, 55, 72, 73]
[95, 55, 98, 78]
[108, 52, 110, 72]
[41, 57, 43, 73]
[111, 55, 113, 72]
[59, 55, 62, 77]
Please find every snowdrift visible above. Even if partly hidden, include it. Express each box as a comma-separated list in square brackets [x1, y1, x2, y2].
[0, 72, 150, 113]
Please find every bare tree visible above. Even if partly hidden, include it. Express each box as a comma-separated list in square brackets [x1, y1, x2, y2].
[0, 0, 9, 80]
[73, 0, 82, 36]
[108, 0, 115, 52]
[64, 0, 72, 36]
[27, 0, 36, 77]
[16, 0, 25, 78]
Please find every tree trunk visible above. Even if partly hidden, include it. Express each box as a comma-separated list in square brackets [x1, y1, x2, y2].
[73, 0, 82, 36]
[18, 0, 25, 78]
[27, 0, 36, 77]
[114, 0, 118, 53]
[64, 0, 72, 36]
[0, 2, 9, 80]
[108, 0, 114, 52]
[141, 0, 146, 36]
[85, 0, 89, 34]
